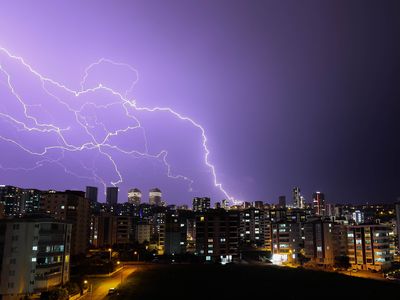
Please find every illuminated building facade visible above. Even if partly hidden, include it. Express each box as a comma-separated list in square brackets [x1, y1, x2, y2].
[312, 192, 325, 216]
[239, 207, 268, 249]
[40, 190, 90, 255]
[271, 221, 303, 263]
[149, 188, 162, 206]
[128, 188, 142, 206]
[0, 217, 71, 299]
[292, 187, 305, 209]
[192, 197, 210, 212]
[347, 225, 392, 271]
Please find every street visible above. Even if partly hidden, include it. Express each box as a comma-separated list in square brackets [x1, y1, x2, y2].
[83, 265, 140, 299]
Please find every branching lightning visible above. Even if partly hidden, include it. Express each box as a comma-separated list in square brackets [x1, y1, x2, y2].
[0, 46, 237, 203]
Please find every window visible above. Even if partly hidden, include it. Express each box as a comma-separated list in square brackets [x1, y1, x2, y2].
[31, 257, 37, 262]
[32, 246, 38, 251]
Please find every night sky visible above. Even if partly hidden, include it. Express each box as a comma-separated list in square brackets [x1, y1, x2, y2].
[0, 1, 399, 205]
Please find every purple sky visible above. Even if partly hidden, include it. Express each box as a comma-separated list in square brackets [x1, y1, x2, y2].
[0, 1, 399, 205]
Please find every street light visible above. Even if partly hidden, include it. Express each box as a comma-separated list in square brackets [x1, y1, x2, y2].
[108, 248, 112, 262]
[134, 251, 139, 261]
[108, 248, 112, 274]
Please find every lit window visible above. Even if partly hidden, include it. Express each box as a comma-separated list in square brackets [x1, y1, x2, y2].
[31, 257, 36, 262]
[32, 246, 38, 251]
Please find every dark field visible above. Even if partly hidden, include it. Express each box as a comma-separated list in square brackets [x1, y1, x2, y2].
[115, 264, 399, 300]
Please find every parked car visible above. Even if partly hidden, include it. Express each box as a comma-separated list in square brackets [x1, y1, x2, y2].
[108, 288, 118, 296]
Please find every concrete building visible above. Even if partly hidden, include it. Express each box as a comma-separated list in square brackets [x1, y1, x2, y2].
[149, 188, 162, 206]
[195, 209, 239, 263]
[239, 207, 268, 249]
[0, 217, 71, 299]
[85, 186, 98, 203]
[134, 223, 151, 244]
[40, 190, 90, 256]
[115, 215, 132, 245]
[150, 208, 166, 254]
[106, 187, 118, 206]
[128, 188, 141, 206]
[304, 218, 347, 266]
[0, 185, 23, 217]
[192, 197, 210, 212]
[90, 213, 117, 248]
[347, 225, 392, 271]
[271, 221, 303, 264]
[164, 212, 188, 255]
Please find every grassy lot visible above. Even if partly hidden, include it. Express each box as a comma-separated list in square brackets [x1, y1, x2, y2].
[115, 264, 399, 300]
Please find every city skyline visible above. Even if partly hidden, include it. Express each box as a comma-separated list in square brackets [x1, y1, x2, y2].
[0, 1, 399, 205]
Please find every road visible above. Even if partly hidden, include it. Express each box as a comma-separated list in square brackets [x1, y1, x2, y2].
[83, 265, 140, 299]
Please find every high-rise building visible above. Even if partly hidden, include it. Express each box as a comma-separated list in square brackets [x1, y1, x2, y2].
[292, 187, 304, 209]
[192, 197, 210, 212]
[165, 211, 188, 255]
[347, 225, 392, 271]
[0, 217, 71, 298]
[106, 187, 119, 206]
[40, 190, 90, 255]
[396, 202, 400, 251]
[149, 188, 162, 206]
[85, 186, 98, 203]
[278, 196, 286, 208]
[239, 207, 268, 249]
[312, 192, 325, 216]
[128, 188, 142, 206]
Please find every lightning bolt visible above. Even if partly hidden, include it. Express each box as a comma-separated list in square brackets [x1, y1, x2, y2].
[0, 46, 238, 204]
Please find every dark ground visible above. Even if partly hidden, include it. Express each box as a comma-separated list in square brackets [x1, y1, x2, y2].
[114, 264, 399, 300]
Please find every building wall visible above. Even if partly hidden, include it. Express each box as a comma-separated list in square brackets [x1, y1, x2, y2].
[195, 209, 239, 263]
[41, 191, 90, 256]
[0, 219, 71, 299]
[347, 225, 392, 271]
[135, 224, 150, 244]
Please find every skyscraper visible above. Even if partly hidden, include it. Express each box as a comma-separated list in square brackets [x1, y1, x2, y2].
[149, 188, 162, 206]
[312, 191, 325, 215]
[128, 188, 142, 205]
[292, 187, 304, 209]
[86, 186, 98, 203]
[106, 187, 119, 206]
